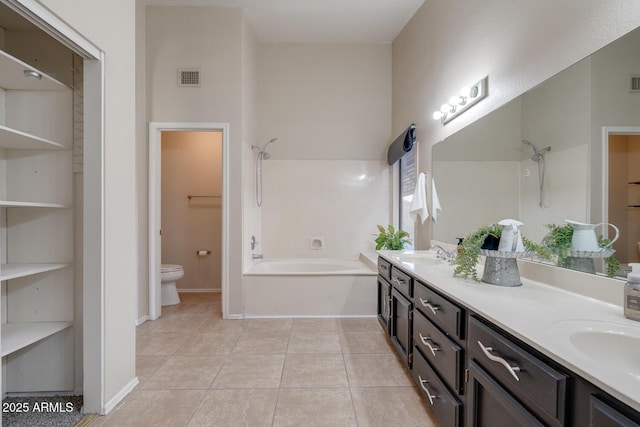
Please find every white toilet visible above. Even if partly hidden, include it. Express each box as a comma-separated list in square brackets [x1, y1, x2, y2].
[161, 264, 184, 306]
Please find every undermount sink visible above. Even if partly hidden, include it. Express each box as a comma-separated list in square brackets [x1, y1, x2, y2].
[389, 252, 443, 265]
[551, 320, 640, 380]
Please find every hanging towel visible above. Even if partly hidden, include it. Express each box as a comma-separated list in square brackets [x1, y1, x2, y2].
[410, 172, 429, 224]
[431, 177, 443, 222]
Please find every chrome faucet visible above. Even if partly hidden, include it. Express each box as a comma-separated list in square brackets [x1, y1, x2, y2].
[252, 254, 263, 260]
[429, 244, 456, 262]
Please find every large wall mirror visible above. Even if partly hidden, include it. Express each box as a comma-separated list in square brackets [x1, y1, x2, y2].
[433, 25, 640, 275]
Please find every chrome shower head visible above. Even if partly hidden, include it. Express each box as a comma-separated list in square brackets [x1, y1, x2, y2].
[522, 140, 550, 161]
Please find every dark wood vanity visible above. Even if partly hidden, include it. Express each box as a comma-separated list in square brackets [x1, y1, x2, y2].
[377, 255, 640, 427]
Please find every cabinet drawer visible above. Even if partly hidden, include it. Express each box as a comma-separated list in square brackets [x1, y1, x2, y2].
[413, 309, 463, 394]
[469, 316, 568, 426]
[413, 347, 462, 427]
[377, 257, 391, 280]
[414, 280, 464, 340]
[390, 266, 412, 298]
[589, 395, 640, 426]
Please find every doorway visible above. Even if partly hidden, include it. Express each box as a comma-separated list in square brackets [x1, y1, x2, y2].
[603, 127, 640, 265]
[149, 122, 229, 320]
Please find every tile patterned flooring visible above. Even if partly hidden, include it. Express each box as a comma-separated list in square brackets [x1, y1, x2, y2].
[89, 293, 440, 426]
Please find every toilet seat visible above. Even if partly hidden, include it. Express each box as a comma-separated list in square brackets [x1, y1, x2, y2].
[162, 264, 183, 273]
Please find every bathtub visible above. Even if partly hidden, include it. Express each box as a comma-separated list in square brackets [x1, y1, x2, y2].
[242, 256, 377, 317]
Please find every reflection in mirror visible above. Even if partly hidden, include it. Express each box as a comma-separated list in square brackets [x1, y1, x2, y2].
[433, 26, 640, 274]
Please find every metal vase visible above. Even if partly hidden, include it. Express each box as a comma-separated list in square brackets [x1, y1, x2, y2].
[481, 256, 522, 287]
[558, 256, 596, 274]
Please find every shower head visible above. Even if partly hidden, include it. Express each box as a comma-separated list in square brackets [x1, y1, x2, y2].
[521, 140, 551, 161]
[262, 152, 271, 160]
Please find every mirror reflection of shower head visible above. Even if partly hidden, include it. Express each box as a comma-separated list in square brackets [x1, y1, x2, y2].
[521, 139, 551, 161]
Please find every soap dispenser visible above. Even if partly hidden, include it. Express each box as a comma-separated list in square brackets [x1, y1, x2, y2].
[624, 263, 640, 321]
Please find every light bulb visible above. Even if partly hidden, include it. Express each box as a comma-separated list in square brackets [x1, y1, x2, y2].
[433, 111, 444, 120]
[450, 95, 466, 106]
[460, 86, 471, 98]
[440, 103, 452, 114]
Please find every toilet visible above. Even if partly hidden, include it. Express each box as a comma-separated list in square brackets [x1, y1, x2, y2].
[161, 264, 184, 306]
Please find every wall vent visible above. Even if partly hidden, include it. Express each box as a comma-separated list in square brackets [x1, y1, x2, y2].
[178, 69, 201, 87]
[630, 75, 640, 93]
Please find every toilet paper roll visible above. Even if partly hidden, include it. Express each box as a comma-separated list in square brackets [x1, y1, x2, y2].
[197, 250, 210, 256]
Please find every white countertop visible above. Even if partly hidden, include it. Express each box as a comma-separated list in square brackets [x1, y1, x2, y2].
[378, 250, 640, 412]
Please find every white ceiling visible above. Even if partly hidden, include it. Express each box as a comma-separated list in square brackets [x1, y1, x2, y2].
[143, 0, 425, 43]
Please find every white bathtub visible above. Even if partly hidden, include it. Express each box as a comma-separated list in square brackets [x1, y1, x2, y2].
[242, 256, 377, 317]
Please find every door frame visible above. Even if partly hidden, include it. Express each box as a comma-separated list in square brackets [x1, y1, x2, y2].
[601, 126, 640, 229]
[148, 122, 230, 320]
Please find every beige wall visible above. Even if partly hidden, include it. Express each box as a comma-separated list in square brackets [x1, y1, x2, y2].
[392, 0, 640, 248]
[146, 5, 251, 316]
[161, 131, 222, 291]
[258, 43, 391, 161]
[39, 0, 137, 412]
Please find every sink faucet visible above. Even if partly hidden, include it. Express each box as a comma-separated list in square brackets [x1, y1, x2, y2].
[252, 254, 263, 260]
[429, 244, 456, 263]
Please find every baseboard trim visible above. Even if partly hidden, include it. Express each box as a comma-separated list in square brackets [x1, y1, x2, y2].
[103, 377, 139, 415]
[224, 313, 244, 320]
[136, 315, 149, 326]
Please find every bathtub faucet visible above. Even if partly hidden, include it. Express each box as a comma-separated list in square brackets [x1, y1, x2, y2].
[252, 254, 263, 260]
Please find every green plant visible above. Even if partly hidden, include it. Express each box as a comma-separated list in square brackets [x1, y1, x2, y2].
[453, 224, 551, 282]
[374, 224, 411, 250]
[542, 223, 622, 278]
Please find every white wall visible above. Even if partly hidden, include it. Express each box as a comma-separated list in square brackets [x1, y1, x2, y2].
[39, 0, 137, 413]
[161, 131, 222, 291]
[262, 160, 389, 258]
[393, 0, 640, 247]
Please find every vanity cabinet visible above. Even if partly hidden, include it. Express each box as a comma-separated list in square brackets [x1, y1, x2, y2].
[390, 266, 413, 367]
[376, 258, 392, 334]
[377, 254, 640, 427]
[468, 316, 568, 427]
[0, 47, 76, 393]
[376, 275, 391, 334]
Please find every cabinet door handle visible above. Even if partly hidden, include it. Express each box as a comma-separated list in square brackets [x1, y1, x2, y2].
[418, 333, 440, 356]
[418, 375, 438, 405]
[477, 340, 521, 382]
[418, 298, 440, 315]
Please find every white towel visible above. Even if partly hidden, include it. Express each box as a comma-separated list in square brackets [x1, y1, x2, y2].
[431, 177, 443, 222]
[409, 173, 429, 224]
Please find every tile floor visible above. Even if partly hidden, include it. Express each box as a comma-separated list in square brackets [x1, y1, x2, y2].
[89, 293, 440, 426]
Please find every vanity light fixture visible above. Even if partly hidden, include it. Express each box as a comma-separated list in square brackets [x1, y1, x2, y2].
[432, 77, 488, 124]
[23, 69, 42, 80]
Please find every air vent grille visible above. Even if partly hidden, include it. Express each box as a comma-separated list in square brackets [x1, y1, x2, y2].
[178, 69, 200, 87]
[630, 75, 640, 93]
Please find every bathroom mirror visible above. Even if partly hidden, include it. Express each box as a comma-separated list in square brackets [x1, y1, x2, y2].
[433, 25, 640, 273]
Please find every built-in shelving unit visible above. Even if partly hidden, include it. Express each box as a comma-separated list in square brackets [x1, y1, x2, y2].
[1, 322, 72, 357]
[1, 42, 76, 394]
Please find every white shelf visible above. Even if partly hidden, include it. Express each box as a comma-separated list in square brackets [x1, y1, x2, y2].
[1, 322, 72, 357]
[0, 263, 71, 281]
[0, 125, 66, 150]
[0, 200, 71, 209]
[0, 50, 69, 91]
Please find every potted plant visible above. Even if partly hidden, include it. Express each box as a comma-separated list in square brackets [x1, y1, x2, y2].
[542, 223, 622, 277]
[374, 224, 411, 250]
[453, 224, 550, 282]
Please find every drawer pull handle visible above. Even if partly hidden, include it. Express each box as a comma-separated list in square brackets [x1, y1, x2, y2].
[477, 340, 521, 382]
[418, 375, 438, 405]
[419, 333, 440, 356]
[392, 277, 406, 286]
[418, 298, 440, 315]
